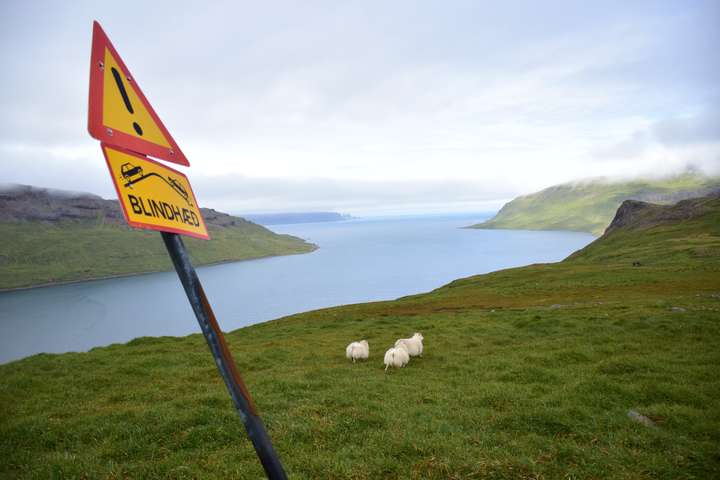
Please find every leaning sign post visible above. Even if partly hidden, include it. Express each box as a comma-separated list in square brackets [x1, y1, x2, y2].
[87, 21, 288, 479]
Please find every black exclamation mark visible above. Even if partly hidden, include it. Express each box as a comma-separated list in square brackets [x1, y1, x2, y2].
[110, 67, 143, 136]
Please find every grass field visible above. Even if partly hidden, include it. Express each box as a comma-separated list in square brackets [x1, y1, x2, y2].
[472, 173, 720, 235]
[1, 198, 719, 478]
[0, 221, 315, 290]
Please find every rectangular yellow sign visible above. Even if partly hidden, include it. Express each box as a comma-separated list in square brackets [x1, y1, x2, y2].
[101, 143, 210, 240]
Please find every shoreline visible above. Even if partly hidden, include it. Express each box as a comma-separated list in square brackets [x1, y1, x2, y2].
[0, 244, 318, 293]
[464, 224, 600, 236]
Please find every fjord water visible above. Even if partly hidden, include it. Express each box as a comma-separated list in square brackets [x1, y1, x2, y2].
[0, 215, 594, 363]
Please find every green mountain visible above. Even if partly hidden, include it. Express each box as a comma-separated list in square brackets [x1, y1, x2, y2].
[2, 193, 718, 478]
[470, 172, 720, 235]
[0, 185, 316, 290]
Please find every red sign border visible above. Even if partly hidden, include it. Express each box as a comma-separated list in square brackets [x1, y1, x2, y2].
[101, 143, 209, 240]
[89, 21, 190, 167]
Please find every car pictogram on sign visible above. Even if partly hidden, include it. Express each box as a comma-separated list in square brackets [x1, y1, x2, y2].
[121, 162, 144, 182]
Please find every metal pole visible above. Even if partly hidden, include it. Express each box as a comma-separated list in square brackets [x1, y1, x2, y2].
[161, 232, 288, 479]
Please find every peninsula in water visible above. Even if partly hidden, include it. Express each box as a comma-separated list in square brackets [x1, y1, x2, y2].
[0, 184, 316, 290]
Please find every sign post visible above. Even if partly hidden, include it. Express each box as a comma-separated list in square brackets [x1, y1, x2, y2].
[88, 21, 288, 479]
[161, 232, 287, 478]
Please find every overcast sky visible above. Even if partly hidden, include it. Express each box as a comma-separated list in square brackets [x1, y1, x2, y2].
[1, 1, 718, 215]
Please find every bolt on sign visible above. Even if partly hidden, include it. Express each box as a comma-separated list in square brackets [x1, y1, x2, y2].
[102, 143, 209, 240]
[88, 21, 189, 167]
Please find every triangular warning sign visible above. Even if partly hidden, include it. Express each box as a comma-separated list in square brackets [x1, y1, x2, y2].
[88, 21, 189, 166]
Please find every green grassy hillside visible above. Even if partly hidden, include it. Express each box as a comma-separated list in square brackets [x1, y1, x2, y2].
[471, 173, 720, 235]
[0, 184, 316, 290]
[1, 197, 719, 478]
[0, 222, 316, 290]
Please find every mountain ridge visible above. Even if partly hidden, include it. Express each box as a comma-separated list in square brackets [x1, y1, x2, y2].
[470, 173, 720, 235]
[0, 184, 254, 229]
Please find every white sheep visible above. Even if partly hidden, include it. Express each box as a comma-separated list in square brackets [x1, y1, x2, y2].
[383, 343, 410, 371]
[394, 332, 424, 357]
[345, 340, 369, 363]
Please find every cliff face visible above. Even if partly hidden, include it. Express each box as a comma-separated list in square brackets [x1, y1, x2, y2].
[565, 191, 720, 264]
[0, 185, 124, 224]
[0, 184, 254, 229]
[604, 192, 720, 235]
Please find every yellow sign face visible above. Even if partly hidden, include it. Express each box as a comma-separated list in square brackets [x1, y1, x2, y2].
[102, 47, 171, 148]
[101, 143, 210, 240]
[88, 21, 189, 166]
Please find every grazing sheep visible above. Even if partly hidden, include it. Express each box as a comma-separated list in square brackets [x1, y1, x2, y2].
[384, 344, 410, 371]
[345, 340, 369, 363]
[394, 332, 424, 357]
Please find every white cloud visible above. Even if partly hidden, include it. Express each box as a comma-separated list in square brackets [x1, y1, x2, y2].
[0, 1, 718, 214]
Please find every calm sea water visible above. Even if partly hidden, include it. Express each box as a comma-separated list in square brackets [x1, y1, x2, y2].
[0, 215, 594, 363]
